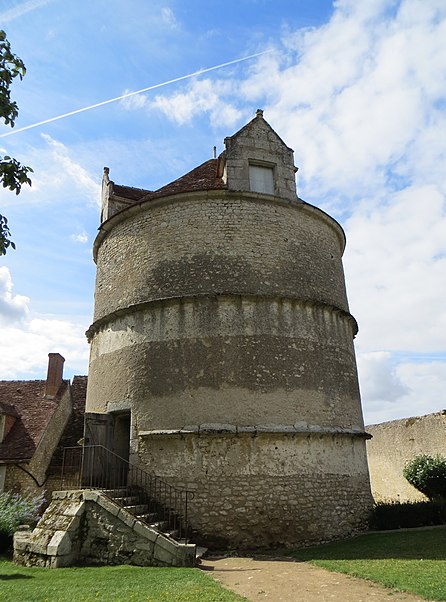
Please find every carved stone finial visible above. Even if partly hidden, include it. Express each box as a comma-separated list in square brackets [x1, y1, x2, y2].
[103, 167, 110, 175]
[256, 109, 264, 118]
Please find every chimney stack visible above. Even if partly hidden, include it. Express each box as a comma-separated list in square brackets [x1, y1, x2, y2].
[44, 353, 65, 398]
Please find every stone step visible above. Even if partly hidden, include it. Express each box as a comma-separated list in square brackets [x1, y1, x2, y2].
[113, 496, 142, 506]
[150, 520, 169, 531]
[136, 512, 158, 523]
[102, 488, 129, 497]
[124, 504, 149, 514]
[163, 529, 179, 540]
[195, 546, 208, 559]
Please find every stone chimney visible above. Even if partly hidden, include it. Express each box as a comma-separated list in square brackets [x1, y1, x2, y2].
[44, 353, 65, 398]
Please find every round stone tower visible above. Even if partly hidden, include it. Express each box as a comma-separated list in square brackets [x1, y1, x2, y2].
[85, 111, 372, 548]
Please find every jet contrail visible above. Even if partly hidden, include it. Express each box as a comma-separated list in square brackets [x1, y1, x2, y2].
[0, 50, 272, 138]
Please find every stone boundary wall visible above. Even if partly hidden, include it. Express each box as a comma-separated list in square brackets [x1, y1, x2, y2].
[14, 490, 195, 568]
[366, 411, 446, 501]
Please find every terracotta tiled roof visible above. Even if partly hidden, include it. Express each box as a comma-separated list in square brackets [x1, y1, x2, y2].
[111, 159, 226, 206]
[112, 184, 151, 201]
[0, 400, 19, 417]
[0, 380, 68, 462]
[142, 159, 226, 201]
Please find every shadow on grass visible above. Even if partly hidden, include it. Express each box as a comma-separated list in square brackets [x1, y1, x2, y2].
[0, 573, 34, 580]
[290, 527, 446, 562]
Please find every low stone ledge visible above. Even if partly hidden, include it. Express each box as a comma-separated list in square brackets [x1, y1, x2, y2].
[139, 424, 369, 437]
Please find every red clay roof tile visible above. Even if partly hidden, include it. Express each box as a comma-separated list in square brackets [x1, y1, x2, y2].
[0, 380, 67, 462]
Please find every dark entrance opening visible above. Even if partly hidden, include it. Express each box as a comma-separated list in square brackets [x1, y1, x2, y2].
[82, 411, 131, 488]
[113, 412, 131, 462]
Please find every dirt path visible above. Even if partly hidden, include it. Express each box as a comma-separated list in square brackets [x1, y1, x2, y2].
[202, 556, 426, 602]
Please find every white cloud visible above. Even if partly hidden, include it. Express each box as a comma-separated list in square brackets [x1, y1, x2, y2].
[0, 266, 29, 325]
[71, 231, 88, 244]
[0, 316, 89, 379]
[344, 184, 446, 353]
[40, 134, 101, 206]
[161, 7, 179, 30]
[120, 89, 149, 111]
[151, 78, 242, 128]
[358, 351, 408, 403]
[364, 358, 446, 425]
[0, 0, 52, 24]
[0, 267, 89, 379]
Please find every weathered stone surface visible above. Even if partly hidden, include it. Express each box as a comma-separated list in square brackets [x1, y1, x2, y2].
[47, 530, 72, 556]
[14, 490, 195, 568]
[367, 411, 446, 502]
[85, 114, 372, 549]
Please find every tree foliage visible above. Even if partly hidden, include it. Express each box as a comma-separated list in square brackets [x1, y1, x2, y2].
[0, 29, 33, 255]
[403, 454, 446, 501]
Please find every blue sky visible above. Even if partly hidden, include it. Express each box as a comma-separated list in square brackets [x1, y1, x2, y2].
[1, 0, 445, 425]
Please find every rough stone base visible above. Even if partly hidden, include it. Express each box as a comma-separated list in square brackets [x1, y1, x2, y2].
[13, 490, 195, 568]
[138, 432, 373, 549]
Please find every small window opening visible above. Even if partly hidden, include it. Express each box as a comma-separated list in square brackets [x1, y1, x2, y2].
[249, 164, 275, 194]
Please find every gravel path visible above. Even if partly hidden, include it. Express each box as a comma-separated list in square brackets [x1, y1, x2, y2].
[202, 556, 426, 602]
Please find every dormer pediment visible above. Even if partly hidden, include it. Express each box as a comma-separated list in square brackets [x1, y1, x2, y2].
[222, 109, 298, 201]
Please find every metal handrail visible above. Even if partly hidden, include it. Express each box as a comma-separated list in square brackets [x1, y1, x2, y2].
[60, 445, 191, 543]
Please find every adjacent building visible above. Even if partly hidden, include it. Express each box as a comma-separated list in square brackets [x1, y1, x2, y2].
[0, 353, 86, 499]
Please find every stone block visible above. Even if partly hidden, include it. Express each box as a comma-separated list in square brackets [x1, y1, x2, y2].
[96, 495, 120, 516]
[13, 529, 31, 552]
[153, 543, 174, 566]
[133, 520, 158, 543]
[135, 541, 154, 552]
[83, 490, 99, 502]
[63, 501, 85, 517]
[66, 516, 81, 533]
[117, 508, 135, 529]
[50, 553, 75, 568]
[156, 534, 178, 557]
[47, 530, 72, 556]
[176, 543, 196, 566]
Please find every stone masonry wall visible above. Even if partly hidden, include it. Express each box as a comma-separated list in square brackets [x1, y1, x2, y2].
[3, 463, 65, 505]
[137, 432, 373, 548]
[367, 411, 446, 501]
[87, 296, 361, 430]
[224, 112, 297, 202]
[14, 490, 195, 568]
[91, 192, 348, 324]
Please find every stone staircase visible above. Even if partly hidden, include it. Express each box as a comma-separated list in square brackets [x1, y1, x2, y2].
[13, 490, 197, 568]
[103, 486, 187, 542]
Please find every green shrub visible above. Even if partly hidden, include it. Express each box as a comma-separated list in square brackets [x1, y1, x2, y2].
[0, 490, 44, 536]
[403, 454, 446, 501]
[370, 499, 446, 530]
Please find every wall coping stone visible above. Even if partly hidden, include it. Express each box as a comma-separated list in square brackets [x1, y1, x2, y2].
[139, 425, 371, 438]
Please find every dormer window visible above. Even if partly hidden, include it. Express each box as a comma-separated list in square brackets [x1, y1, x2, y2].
[249, 163, 275, 195]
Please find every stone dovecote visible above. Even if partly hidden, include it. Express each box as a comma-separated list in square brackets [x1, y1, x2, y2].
[85, 111, 373, 548]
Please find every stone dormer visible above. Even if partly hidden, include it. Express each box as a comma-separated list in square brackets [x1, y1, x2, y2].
[221, 109, 298, 202]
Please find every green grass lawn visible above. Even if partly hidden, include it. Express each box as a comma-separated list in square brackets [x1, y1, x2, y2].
[291, 526, 446, 601]
[0, 556, 246, 602]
